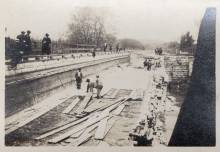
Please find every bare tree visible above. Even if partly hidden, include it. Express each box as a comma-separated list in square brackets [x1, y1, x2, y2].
[67, 7, 107, 47]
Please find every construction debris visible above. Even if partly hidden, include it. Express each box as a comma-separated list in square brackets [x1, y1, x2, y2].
[33, 91, 129, 145]
[129, 56, 169, 146]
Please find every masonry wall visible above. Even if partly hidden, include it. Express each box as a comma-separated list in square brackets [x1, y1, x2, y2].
[5, 55, 129, 117]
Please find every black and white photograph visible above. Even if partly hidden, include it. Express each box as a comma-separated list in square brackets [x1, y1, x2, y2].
[1, 0, 219, 149]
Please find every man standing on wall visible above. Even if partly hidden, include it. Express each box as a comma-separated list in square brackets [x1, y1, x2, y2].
[75, 68, 83, 89]
[25, 30, 32, 55]
[42, 33, 52, 55]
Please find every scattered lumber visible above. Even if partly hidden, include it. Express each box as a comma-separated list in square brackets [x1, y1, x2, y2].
[70, 129, 85, 138]
[97, 97, 128, 113]
[73, 123, 99, 146]
[74, 92, 93, 114]
[48, 110, 109, 143]
[105, 88, 115, 96]
[73, 133, 92, 146]
[6, 94, 74, 135]
[35, 115, 90, 140]
[102, 117, 119, 139]
[83, 97, 125, 114]
[94, 116, 109, 140]
[84, 100, 107, 113]
[100, 89, 110, 97]
[112, 104, 125, 115]
[62, 97, 80, 114]
[64, 123, 98, 145]
[108, 89, 119, 99]
[104, 88, 117, 98]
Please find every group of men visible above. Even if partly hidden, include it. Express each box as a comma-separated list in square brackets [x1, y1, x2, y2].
[16, 30, 32, 56]
[74, 68, 103, 98]
[103, 43, 124, 52]
[154, 48, 163, 55]
[11, 31, 52, 68]
[143, 58, 153, 71]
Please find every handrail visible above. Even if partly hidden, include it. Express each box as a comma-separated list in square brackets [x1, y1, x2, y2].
[6, 51, 127, 64]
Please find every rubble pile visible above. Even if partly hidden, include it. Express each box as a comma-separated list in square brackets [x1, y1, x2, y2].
[129, 56, 174, 146]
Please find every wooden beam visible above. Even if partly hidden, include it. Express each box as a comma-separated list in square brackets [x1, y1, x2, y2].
[74, 92, 93, 114]
[94, 116, 109, 140]
[70, 129, 85, 138]
[102, 117, 119, 139]
[48, 110, 109, 143]
[108, 89, 119, 99]
[5, 95, 74, 135]
[62, 97, 80, 114]
[112, 104, 125, 116]
[35, 115, 90, 140]
[73, 123, 99, 146]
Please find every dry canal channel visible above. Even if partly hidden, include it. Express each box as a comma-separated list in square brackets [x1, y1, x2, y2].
[5, 52, 180, 146]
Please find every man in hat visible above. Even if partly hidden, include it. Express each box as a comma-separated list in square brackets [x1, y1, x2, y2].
[24, 30, 32, 55]
[11, 31, 26, 68]
[42, 33, 51, 55]
[95, 75, 103, 99]
[75, 68, 83, 89]
[16, 31, 26, 53]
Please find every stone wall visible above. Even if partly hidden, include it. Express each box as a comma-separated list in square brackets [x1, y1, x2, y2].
[5, 55, 130, 117]
[164, 55, 194, 82]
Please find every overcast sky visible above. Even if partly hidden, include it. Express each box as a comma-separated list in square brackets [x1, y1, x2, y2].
[2, 0, 219, 43]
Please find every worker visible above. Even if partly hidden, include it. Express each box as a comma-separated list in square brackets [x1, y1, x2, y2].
[104, 43, 107, 52]
[116, 43, 119, 53]
[95, 75, 103, 99]
[109, 44, 112, 52]
[92, 48, 96, 58]
[42, 33, 51, 55]
[75, 68, 83, 89]
[143, 59, 148, 70]
[11, 31, 26, 68]
[86, 78, 95, 93]
[24, 30, 32, 55]
[16, 31, 26, 53]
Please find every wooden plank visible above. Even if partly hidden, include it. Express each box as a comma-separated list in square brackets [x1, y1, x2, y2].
[100, 89, 110, 97]
[62, 97, 80, 114]
[94, 116, 109, 140]
[109, 89, 119, 99]
[102, 117, 119, 139]
[104, 88, 117, 98]
[84, 97, 125, 114]
[64, 124, 97, 144]
[105, 88, 115, 96]
[84, 100, 107, 113]
[35, 115, 90, 140]
[98, 97, 127, 112]
[72, 117, 105, 145]
[6, 95, 74, 135]
[70, 129, 85, 138]
[73, 133, 92, 146]
[112, 104, 125, 116]
[48, 111, 109, 143]
[74, 92, 93, 114]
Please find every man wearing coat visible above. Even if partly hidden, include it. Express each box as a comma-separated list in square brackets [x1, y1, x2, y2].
[75, 68, 83, 89]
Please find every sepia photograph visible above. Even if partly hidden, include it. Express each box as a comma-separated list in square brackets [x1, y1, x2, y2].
[2, 0, 219, 149]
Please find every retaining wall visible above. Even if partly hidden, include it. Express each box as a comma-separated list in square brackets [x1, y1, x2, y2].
[5, 54, 130, 117]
